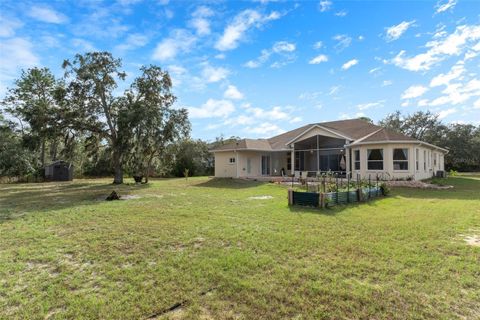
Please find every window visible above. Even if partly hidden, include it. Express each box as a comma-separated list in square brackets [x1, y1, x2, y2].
[416, 148, 419, 171]
[367, 149, 383, 170]
[423, 150, 426, 171]
[354, 150, 360, 170]
[434, 153, 437, 166]
[287, 152, 291, 171]
[393, 148, 409, 170]
[229, 157, 235, 164]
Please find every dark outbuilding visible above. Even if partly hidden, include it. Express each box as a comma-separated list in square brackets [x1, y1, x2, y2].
[44, 161, 74, 181]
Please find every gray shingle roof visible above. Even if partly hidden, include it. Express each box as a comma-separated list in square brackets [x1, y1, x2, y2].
[211, 119, 419, 152]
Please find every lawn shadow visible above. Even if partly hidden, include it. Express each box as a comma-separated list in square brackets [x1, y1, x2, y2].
[0, 180, 151, 223]
[193, 178, 267, 189]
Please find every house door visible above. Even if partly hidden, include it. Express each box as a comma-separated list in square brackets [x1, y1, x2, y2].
[261, 155, 271, 175]
[247, 158, 251, 174]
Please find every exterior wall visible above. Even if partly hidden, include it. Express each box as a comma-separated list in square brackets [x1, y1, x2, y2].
[214, 151, 237, 177]
[214, 151, 289, 178]
[349, 143, 446, 181]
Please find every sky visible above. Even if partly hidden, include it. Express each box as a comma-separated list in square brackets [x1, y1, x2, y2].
[0, 0, 479, 141]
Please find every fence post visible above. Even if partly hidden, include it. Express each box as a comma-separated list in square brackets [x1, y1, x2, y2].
[288, 189, 293, 206]
[347, 175, 350, 203]
[336, 175, 339, 205]
[368, 174, 372, 200]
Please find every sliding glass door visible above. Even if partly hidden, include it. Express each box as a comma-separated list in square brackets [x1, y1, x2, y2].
[261, 155, 271, 175]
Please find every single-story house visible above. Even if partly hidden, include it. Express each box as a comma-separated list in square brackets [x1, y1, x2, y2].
[211, 119, 447, 180]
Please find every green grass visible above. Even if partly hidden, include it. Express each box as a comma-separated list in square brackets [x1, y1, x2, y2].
[0, 175, 479, 319]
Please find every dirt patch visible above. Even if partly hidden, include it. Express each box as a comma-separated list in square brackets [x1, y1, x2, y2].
[386, 181, 453, 189]
[248, 195, 273, 200]
[464, 235, 480, 247]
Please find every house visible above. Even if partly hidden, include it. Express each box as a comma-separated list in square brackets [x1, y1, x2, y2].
[211, 119, 447, 180]
[45, 160, 74, 181]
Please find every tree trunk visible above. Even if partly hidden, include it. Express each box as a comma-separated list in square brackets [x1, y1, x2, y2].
[40, 138, 46, 167]
[113, 149, 123, 184]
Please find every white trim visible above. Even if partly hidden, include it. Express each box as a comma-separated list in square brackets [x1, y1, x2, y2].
[345, 140, 448, 153]
[285, 124, 353, 146]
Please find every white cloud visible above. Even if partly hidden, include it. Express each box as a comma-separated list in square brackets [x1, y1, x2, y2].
[474, 98, 480, 109]
[430, 63, 465, 87]
[438, 108, 457, 119]
[246, 122, 285, 136]
[201, 63, 230, 83]
[401, 85, 428, 99]
[335, 11, 347, 17]
[435, 0, 457, 14]
[71, 38, 96, 52]
[272, 41, 295, 53]
[382, 80, 393, 86]
[318, 0, 332, 12]
[152, 29, 196, 61]
[246, 106, 290, 120]
[224, 85, 244, 100]
[333, 34, 352, 51]
[244, 41, 295, 68]
[190, 6, 214, 36]
[0, 37, 39, 96]
[385, 20, 415, 42]
[215, 9, 282, 51]
[369, 67, 382, 74]
[313, 41, 323, 49]
[187, 99, 235, 118]
[114, 33, 148, 52]
[309, 54, 328, 64]
[290, 116, 302, 123]
[341, 59, 358, 70]
[27, 5, 68, 24]
[0, 16, 23, 37]
[357, 100, 385, 111]
[390, 24, 480, 72]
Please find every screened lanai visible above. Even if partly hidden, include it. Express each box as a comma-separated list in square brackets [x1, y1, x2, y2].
[292, 135, 348, 176]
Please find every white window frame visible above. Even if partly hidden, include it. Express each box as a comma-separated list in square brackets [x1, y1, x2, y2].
[393, 148, 409, 171]
[354, 149, 360, 170]
[367, 148, 384, 171]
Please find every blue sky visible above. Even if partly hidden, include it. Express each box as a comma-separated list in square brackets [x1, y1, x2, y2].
[0, 0, 479, 140]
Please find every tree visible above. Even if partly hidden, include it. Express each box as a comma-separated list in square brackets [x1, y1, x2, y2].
[379, 110, 446, 144]
[123, 66, 190, 182]
[62, 52, 189, 184]
[2, 67, 63, 167]
[443, 124, 480, 171]
[0, 113, 35, 177]
[62, 52, 127, 183]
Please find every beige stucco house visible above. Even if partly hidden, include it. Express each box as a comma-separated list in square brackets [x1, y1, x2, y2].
[211, 119, 448, 180]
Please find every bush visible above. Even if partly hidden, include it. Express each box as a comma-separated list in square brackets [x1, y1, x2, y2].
[380, 182, 390, 196]
[449, 169, 458, 176]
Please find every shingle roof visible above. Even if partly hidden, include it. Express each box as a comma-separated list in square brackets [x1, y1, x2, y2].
[359, 128, 417, 143]
[211, 118, 419, 152]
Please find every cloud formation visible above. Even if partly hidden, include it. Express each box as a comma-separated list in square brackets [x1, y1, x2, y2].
[215, 9, 282, 51]
[385, 20, 415, 42]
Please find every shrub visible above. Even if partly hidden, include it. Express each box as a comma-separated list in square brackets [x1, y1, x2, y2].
[380, 182, 390, 196]
[449, 169, 458, 176]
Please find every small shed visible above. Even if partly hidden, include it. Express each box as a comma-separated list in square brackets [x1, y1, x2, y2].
[45, 161, 74, 181]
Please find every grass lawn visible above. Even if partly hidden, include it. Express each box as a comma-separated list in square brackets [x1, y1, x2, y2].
[0, 175, 479, 319]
